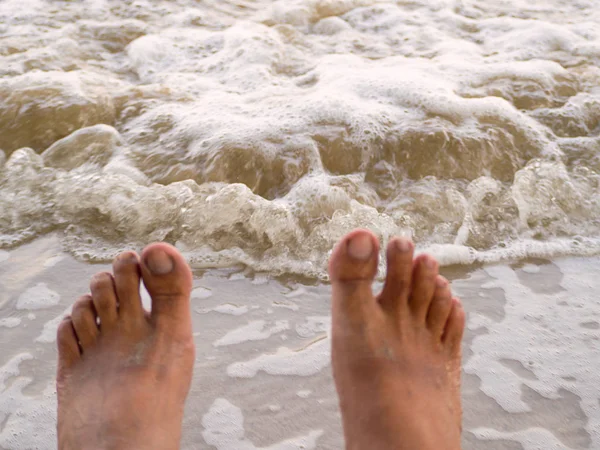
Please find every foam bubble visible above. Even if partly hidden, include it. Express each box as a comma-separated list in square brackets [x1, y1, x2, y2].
[197, 303, 250, 316]
[191, 286, 213, 300]
[471, 427, 573, 450]
[214, 320, 290, 347]
[284, 286, 309, 299]
[0, 353, 33, 390]
[16, 283, 60, 310]
[521, 264, 541, 274]
[227, 336, 330, 378]
[0, 317, 22, 328]
[36, 307, 71, 343]
[202, 398, 323, 450]
[43, 254, 64, 268]
[296, 390, 312, 398]
[295, 316, 331, 338]
[0, 378, 57, 449]
[272, 301, 299, 311]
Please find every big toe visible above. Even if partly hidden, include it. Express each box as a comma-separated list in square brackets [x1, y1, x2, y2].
[328, 229, 379, 325]
[140, 243, 193, 335]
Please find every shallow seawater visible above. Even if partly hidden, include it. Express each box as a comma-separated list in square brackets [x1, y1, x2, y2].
[2, 237, 600, 449]
[1, 0, 600, 278]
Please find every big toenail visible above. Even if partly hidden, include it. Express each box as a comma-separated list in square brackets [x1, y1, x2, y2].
[146, 249, 174, 275]
[395, 238, 412, 253]
[348, 233, 374, 261]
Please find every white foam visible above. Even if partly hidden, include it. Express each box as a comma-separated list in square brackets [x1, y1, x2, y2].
[36, 306, 72, 343]
[466, 312, 493, 332]
[284, 287, 309, 299]
[0, 353, 33, 390]
[521, 264, 541, 274]
[197, 303, 250, 316]
[0, 356, 57, 450]
[464, 258, 600, 445]
[272, 301, 299, 311]
[0, 0, 597, 279]
[296, 390, 312, 398]
[0, 378, 57, 449]
[202, 398, 323, 450]
[471, 427, 570, 450]
[227, 336, 330, 378]
[251, 275, 269, 285]
[43, 255, 64, 268]
[214, 320, 290, 347]
[192, 286, 213, 299]
[295, 316, 331, 338]
[0, 317, 22, 328]
[16, 283, 60, 310]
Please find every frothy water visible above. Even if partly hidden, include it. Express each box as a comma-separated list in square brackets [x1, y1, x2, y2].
[0, 0, 599, 277]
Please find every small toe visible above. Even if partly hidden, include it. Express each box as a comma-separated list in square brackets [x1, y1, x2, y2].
[140, 243, 193, 334]
[379, 237, 414, 314]
[443, 298, 466, 355]
[90, 272, 118, 330]
[113, 251, 144, 322]
[71, 296, 99, 351]
[426, 276, 453, 338]
[409, 254, 439, 323]
[56, 317, 81, 375]
[328, 230, 379, 325]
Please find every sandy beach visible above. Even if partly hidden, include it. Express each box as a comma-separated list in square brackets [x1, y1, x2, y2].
[1, 235, 598, 449]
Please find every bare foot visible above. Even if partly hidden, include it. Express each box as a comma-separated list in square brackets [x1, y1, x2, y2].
[329, 230, 465, 450]
[56, 243, 195, 450]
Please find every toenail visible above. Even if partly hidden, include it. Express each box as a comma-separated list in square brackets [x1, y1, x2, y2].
[91, 272, 112, 288]
[395, 238, 412, 253]
[424, 256, 437, 269]
[436, 276, 448, 288]
[347, 233, 374, 261]
[116, 252, 138, 264]
[145, 249, 174, 275]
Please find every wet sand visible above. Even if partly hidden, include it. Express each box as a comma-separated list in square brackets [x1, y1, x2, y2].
[1, 235, 599, 449]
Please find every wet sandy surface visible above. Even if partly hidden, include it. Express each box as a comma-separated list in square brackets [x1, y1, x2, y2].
[1, 235, 599, 449]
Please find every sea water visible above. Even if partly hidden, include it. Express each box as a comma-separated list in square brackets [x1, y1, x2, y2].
[1, 0, 599, 278]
